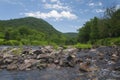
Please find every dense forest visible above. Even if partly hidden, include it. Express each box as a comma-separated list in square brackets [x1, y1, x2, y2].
[77, 7, 120, 46]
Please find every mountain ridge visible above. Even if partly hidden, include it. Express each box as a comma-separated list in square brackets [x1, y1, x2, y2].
[0, 17, 66, 45]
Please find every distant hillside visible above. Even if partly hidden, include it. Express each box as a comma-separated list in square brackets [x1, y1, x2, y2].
[0, 17, 65, 45]
[0, 17, 61, 35]
[64, 32, 78, 39]
[63, 32, 78, 45]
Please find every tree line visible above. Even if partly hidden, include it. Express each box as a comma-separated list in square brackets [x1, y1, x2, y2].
[77, 7, 120, 45]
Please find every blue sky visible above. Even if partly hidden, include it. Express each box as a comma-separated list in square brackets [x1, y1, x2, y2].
[0, 0, 120, 32]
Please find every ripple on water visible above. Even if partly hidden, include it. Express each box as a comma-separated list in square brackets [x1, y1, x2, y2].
[0, 68, 120, 80]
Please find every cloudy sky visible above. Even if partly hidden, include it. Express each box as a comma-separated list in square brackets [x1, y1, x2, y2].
[0, 0, 120, 32]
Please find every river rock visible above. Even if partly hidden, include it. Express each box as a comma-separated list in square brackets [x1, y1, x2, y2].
[22, 50, 29, 54]
[3, 53, 14, 58]
[44, 46, 54, 53]
[63, 48, 78, 54]
[19, 59, 39, 70]
[79, 62, 98, 72]
[19, 62, 31, 70]
[37, 63, 47, 70]
[33, 50, 43, 55]
[111, 54, 118, 61]
[7, 64, 18, 70]
[3, 58, 13, 64]
[114, 66, 120, 71]
[37, 54, 50, 59]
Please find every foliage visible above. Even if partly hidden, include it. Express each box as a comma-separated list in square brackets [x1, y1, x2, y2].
[64, 32, 78, 45]
[94, 37, 120, 46]
[74, 43, 92, 49]
[0, 17, 67, 45]
[77, 7, 120, 45]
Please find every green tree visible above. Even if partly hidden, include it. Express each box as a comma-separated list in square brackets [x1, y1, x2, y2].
[90, 17, 99, 40]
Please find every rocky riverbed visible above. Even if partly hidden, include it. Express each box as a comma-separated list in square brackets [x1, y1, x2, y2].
[0, 46, 120, 80]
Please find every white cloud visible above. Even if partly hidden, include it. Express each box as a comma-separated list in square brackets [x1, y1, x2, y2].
[98, 2, 102, 6]
[88, 2, 102, 7]
[95, 9, 105, 13]
[24, 10, 77, 20]
[42, 0, 46, 3]
[88, 3, 95, 6]
[50, 0, 58, 2]
[44, 3, 70, 11]
[116, 5, 120, 10]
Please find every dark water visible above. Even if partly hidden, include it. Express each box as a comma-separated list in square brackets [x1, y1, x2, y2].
[0, 68, 81, 80]
[0, 68, 120, 80]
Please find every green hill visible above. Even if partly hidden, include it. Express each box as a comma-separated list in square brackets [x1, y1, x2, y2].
[64, 32, 78, 39]
[63, 32, 78, 45]
[0, 17, 65, 45]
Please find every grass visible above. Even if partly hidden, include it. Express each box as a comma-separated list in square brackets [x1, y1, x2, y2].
[94, 37, 120, 46]
[74, 43, 92, 49]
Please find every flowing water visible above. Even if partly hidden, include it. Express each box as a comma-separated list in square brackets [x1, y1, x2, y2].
[0, 68, 120, 80]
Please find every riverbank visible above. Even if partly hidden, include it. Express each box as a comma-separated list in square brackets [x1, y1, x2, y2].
[0, 46, 120, 79]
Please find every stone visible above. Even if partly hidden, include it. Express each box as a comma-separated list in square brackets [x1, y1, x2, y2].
[44, 46, 54, 53]
[114, 66, 120, 71]
[37, 54, 50, 59]
[3, 58, 13, 64]
[37, 63, 47, 70]
[3, 54, 13, 58]
[54, 60, 59, 64]
[111, 54, 118, 61]
[19, 63, 32, 70]
[22, 50, 29, 54]
[33, 50, 43, 55]
[79, 62, 97, 72]
[19, 59, 39, 70]
[7, 64, 17, 70]
[47, 63, 56, 69]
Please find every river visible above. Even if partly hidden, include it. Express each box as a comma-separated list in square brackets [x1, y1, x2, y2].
[0, 67, 120, 80]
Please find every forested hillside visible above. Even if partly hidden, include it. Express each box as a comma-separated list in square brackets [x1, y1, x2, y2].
[77, 7, 120, 46]
[64, 32, 78, 45]
[0, 17, 66, 45]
